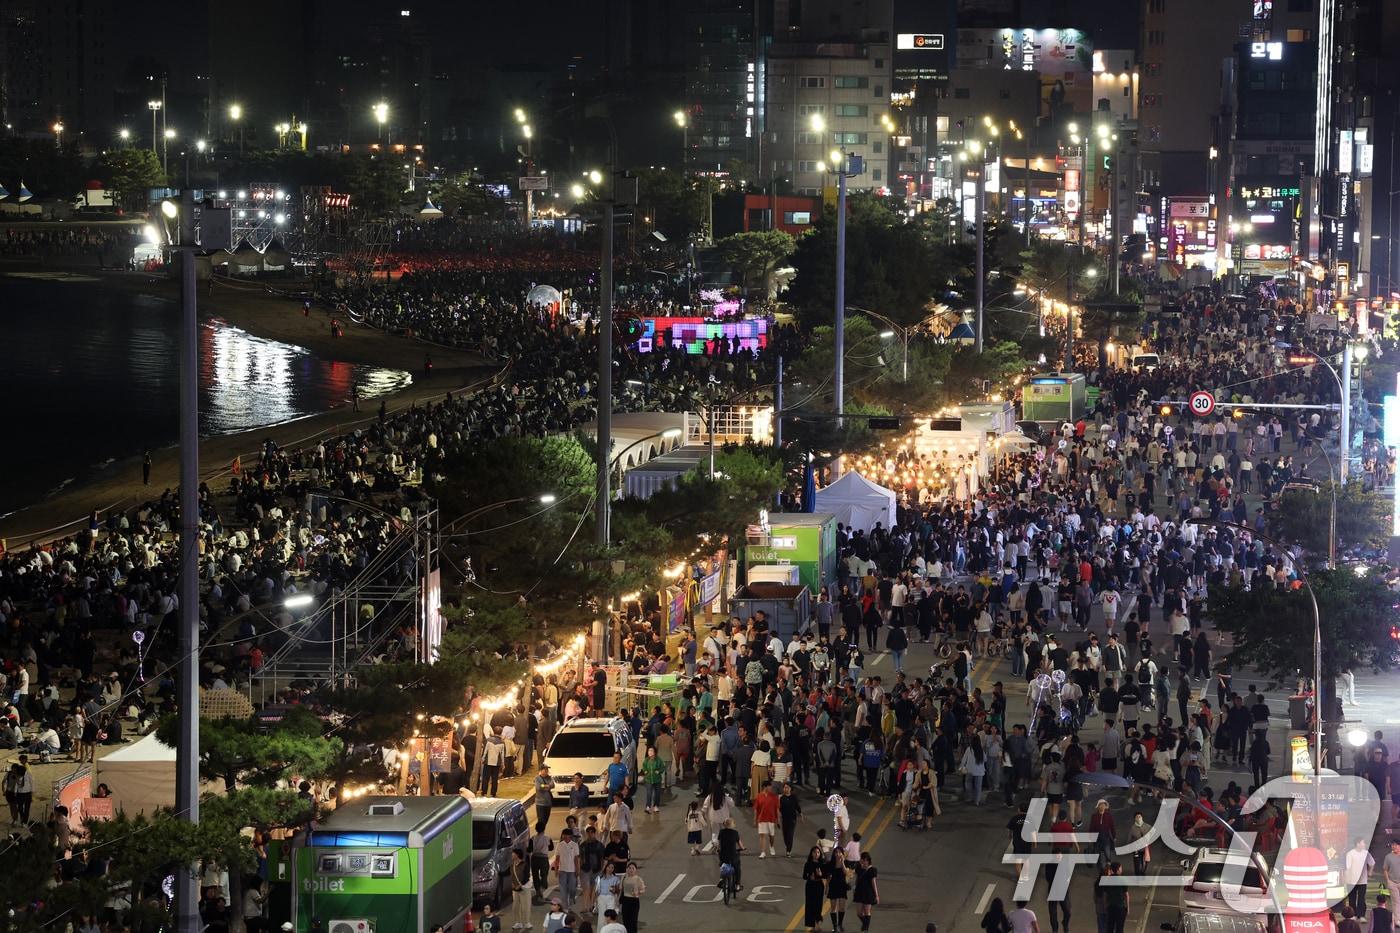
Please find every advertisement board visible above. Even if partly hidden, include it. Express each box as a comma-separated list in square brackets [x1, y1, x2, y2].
[635, 316, 770, 355]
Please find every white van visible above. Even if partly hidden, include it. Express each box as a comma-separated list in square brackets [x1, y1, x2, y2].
[542, 716, 636, 802]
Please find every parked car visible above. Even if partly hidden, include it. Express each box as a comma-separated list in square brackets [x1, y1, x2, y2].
[1178, 847, 1272, 916]
[1163, 910, 1269, 933]
[471, 797, 531, 907]
[542, 716, 636, 802]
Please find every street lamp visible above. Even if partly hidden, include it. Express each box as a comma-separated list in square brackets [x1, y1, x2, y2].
[118, 128, 131, 147]
[147, 99, 162, 156]
[227, 103, 244, 156]
[373, 101, 390, 145]
[673, 110, 687, 172]
[52, 121, 64, 147]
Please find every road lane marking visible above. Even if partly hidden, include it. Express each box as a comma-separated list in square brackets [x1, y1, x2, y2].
[975, 881, 997, 915]
[654, 872, 686, 903]
[783, 799, 887, 931]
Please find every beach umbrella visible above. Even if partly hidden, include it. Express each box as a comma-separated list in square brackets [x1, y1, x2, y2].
[17, 181, 33, 202]
[0, 182, 9, 200]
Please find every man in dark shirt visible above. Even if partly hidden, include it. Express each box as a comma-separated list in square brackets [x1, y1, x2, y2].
[717, 818, 744, 891]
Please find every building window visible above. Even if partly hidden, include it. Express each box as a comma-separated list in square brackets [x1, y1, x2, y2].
[874, 59, 884, 69]
[1146, 62, 1161, 76]
[1286, 28, 1310, 41]
[783, 211, 813, 225]
[1287, 0, 1311, 9]
[797, 132, 823, 145]
[798, 160, 824, 172]
[873, 141, 883, 153]
[874, 84, 884, 98]
[954, 87, 970, 99]
[800, 76, 826, 88]
[872, 168, 882, 181]
[799, 104, 826, 116]
[834, 104, 868, 117]
[834, 75, 869, 88]
[833, 131, 868, 144]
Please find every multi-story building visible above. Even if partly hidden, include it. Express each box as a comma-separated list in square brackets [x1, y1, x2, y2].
[1, 0, 113, 143]
[683, 0, 769, 176]
[767, 42, 894, 194]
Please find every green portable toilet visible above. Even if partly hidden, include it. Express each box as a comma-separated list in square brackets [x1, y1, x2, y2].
[292, 795, 473, 933]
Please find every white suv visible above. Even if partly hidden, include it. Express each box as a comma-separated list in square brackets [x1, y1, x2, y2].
[1179, 847, 1272, 916]
[543, 716, 636, 802]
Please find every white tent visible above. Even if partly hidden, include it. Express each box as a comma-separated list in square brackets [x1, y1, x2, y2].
[93, 732, 177, 816]
[814, 471, 897, 533]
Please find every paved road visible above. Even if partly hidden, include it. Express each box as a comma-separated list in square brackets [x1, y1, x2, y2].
[500, 583, 1400, 933]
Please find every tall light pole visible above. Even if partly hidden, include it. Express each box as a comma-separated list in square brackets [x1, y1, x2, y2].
[148, 99, 162, 156]
[163, 127, 176, 174]
[373, 101, 390, 147]
[674, 110, 688, 173]
[52, 121, 64, 149]
[972, 137, 986, 355]
[515, 109, 534, 226]
[227, 103, 243, 156]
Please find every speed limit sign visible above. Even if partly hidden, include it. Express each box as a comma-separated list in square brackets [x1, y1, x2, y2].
[1189, 390, 1216, 417]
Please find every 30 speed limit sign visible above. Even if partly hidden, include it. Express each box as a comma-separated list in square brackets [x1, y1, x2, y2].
[1188, 390, 1216, 417]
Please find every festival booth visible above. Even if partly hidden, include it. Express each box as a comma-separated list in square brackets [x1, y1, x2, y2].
[812, 472, 897, 533]
[93, 731, 178, 816]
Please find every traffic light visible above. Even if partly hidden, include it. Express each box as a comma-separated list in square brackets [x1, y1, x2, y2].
[867, 416, 902, 430]
[1103, 155, 1114, 171]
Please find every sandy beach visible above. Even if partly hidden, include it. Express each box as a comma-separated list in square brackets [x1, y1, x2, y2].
[0, 265, 497, 546]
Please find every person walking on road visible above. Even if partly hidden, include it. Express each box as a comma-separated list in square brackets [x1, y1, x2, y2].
[1009, 900, 1041, 933]
[852, 852, 880, 931]
[701, 783, 734, 852]
[618, 861, 646, 933]
[803, 846, 829, 931]
[640, 746, 666, 813]
[755, 781, 781, 858]
[529, 821, 554, 902]
[509, 848, 532, 930]
[1102, 862, 1130, 933]
[780, 781, 804, 856]
[1386, 842, 1400, 933]
[982, 898, 1012, 933]
[142, 450, 152, 485]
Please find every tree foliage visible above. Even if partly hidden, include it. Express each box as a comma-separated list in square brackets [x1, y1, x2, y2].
[98, 149, 167, 211]
[716, 230, 796, 297]
[1266, 481, 1392, 560]
[156, 706, 341, 792]
[788, 193, 945, 328]
[635, 167, 710, 242]
[1208, 569, 1400, 693]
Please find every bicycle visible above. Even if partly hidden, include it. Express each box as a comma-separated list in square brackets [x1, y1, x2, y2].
[718, 857, 738, 905]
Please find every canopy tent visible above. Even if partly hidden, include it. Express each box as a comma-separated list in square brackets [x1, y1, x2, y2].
[93, 731, 177, 816]
[813, 471, 897, 533]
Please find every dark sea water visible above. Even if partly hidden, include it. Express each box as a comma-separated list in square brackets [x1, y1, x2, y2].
[0, 274, 411, 518]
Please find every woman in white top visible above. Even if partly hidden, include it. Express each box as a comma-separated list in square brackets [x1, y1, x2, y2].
[701, 783, 734, 850]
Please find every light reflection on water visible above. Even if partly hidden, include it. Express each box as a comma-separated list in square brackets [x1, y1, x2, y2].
[203, 319, 412, 433]
[0, 277, 411, 515]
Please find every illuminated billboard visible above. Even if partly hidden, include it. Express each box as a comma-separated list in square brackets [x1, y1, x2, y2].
[635, 317, 770, 355]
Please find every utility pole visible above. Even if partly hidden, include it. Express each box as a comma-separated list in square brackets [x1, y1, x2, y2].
[1111, 147, 1121, 296]
[173, 190, 201, 933]
[1340, 341, 1353, 483]
[596, 198, 614, 546]
[975, 156, 986, 354]
[835, 158, 848, 423]
[774, 354, 784, 450]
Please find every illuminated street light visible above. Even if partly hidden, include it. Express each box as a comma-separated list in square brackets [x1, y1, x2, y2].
[1096, 124, 1110, 139]
[195, 139, 207, 152]
[522, 124, 533, 140]
[165, 128, 176, 139]
[514, 107, 527, 124]
[809, 113, 826, 133]
[673, 110, 687, 127]
[570, 182, 585, 198]
[1068, 121, 1079, 134]
[118, 128, 131, 142]
[228, 103, 242, 121]
[588, 169, 603, 184]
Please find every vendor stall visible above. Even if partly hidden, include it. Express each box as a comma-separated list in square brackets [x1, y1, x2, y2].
[812, 472, 897, 533]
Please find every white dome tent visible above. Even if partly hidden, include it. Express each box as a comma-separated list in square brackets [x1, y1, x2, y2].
[813, 471, 897, 533]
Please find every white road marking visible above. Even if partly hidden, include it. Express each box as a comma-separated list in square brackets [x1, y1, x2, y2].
[654, 873, 687, 904]
[975, 882, 997, 915]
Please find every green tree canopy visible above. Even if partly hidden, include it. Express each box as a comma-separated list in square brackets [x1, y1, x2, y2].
[1266, 481, 1392, 561]
[716, 229, 796, 297]
[1208, 569, 1400, 696]
[98, 149, 166, 211]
